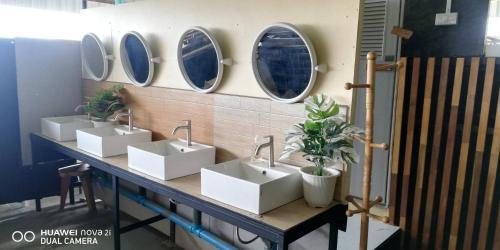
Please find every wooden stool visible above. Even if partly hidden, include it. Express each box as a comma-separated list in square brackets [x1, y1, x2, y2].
[58, 163, 96, 211]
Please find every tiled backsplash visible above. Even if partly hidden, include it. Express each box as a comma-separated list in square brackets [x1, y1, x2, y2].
[83, 80, 350, 200]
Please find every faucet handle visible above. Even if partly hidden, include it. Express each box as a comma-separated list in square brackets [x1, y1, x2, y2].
[182, 119, 191, 126]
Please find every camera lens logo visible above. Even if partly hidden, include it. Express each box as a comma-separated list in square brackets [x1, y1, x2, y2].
[12, 231, 35, 243]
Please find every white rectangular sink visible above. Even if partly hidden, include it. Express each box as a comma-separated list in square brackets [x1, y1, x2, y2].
[41, 115, 93, 141]
[76, 125, 152, 157]
[201, 158, 303, 214]
[128, 139, 215, 180]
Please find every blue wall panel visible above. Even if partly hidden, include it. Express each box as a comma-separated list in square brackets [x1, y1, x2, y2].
[0, 39, 22, 202]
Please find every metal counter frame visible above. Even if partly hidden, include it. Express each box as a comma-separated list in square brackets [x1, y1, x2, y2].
[31, 133, 347, 250]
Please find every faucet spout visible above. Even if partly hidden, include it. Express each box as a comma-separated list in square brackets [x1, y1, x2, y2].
[74, 104, 84, 112]
[74, 103, 91, 120]
[171, 126, 182, 135]
[112, 107, 133, 132]
[172, 120, 192, 147]
[252, 135, 274, 168]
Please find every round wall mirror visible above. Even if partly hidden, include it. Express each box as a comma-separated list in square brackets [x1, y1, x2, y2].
[252, 23, 320, 103]
[81, 33, 111, 81]
[120, 31, 159, 87]
[178, 27, 227, 93]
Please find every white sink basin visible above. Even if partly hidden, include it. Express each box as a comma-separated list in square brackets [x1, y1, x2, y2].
[128, 139, 215, 180]
[41, 115, 93, 141]
[76, 125, 152, 157]
[201, 158, 303, 214]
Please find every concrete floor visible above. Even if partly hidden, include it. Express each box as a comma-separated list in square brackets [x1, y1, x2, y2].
[0, 194, 398, 250]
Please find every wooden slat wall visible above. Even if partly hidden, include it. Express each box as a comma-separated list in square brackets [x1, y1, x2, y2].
[434, 58, 466, 249]
[423, 58, 452, 247]
[460, 58, 494, 250]
[389, 57, 499, 249]
[410, 58, 435, 250]
[477, 92, 500, 249]
[434, 58, 458, 247]
[448, 58, 479, 249]
[495, 207, 500, 250]
[399, 58, 420, 236]
[389, 57, 407, 225]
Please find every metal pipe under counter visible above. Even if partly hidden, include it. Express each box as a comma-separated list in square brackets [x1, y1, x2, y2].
[95, 176, 236, 250]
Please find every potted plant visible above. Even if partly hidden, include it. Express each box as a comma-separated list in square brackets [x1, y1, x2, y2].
[281, 94, 363, 207]
[83, 84, 125, 127]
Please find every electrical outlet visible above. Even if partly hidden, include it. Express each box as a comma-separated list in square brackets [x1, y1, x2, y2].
[435, 12, 458, 26]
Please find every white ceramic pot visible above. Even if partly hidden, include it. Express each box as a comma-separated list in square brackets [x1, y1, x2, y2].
[91, 120, 115, 128]
[300, 166, 341, 208]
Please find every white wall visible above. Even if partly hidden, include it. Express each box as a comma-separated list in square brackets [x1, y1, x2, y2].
[0, 5, 83, 40]
[15, 38, 83, 165]
[0, 0, 83, 12]
[82, 0, 360, 105]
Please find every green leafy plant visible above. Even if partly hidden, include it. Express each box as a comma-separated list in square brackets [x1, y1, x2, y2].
[83, 84, 125, 121]
[280, 94, 363, 176]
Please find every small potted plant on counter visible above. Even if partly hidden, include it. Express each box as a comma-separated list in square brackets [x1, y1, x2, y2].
[83, 84, 125, 127]
[281, 94, 363, 207]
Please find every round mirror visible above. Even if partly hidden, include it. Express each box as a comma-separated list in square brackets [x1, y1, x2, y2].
[120, 31, 157, 87]
[178, 27, 225, 93]
[82, 33, 110, 81]
[252, 23, 318, 103]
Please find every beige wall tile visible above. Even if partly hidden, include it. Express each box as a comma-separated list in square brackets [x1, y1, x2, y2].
[214, 106, 259, 124]
[252, 125, 271, 138]
[214, 118, 254, 136]
[270, 101, 306, 117]
[258, 112, 271, 127]
[150, 86, 169, 99]
[164, 88, 214, 105]
[130, 84, 153, 97]
[213, 94, 241, 108]
[269, 114, 305, 130]
[85, 81, 350, 201]
[240, 97, 271, 112]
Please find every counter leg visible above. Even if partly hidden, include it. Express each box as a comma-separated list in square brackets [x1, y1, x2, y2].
[138, 186, 146, 196]
[276, 239, 287, 250]
[169, 199, 177, 244]
[35, 198, 41, 212]
[328, 222, 338, 250]
[112, 176, 121, 250]
[69, 183, 75, 205]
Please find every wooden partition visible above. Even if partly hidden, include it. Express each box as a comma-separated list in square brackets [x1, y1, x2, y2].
[389, 57, 499, 249]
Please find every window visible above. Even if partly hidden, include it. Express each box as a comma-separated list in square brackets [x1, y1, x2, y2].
[486, 0, 500, 56]
[0, 5, 82, 40]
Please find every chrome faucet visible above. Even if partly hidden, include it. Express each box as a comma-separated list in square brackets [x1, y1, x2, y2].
[111, 107, 133, 132]
[253, 135, 274, 168]
[74, 103, 90, 120]
[172, 120, 192, 147]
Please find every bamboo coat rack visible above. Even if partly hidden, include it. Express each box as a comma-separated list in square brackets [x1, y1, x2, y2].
[344, 51, 403, 250]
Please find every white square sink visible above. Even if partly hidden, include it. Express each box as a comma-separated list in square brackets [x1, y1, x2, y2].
[128, 139, 216, 180]
[41, 115, 93, 141]
[201, 158, 303, 214]
[76, 125, 152, 157]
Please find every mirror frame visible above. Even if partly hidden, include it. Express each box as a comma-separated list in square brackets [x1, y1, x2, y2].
[81, 33, 111, 82]
[251, 23, 319, 103]
[120, 31, 157, 87]
[177, 26, 225, 93]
